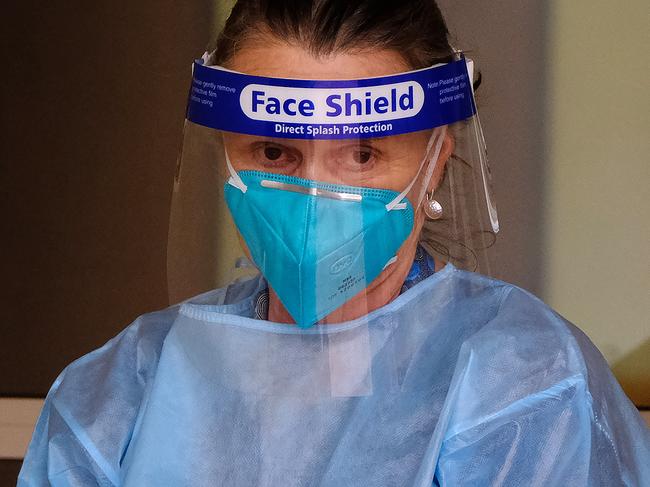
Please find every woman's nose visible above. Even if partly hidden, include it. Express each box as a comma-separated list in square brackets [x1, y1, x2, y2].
[293, 152, 343, 184]
[295, 160, 323, 181]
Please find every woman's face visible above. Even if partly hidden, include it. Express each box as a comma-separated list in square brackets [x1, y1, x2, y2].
[221, 39, 436, 194]
[221, 36, 453, 323]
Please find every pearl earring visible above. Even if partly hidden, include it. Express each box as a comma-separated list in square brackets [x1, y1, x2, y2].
[424, 193, 443, 220]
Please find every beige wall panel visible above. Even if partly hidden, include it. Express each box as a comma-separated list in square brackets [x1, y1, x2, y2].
[544, 0, 649, 405]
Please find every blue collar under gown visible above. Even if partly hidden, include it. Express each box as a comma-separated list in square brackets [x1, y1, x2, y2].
[18, 264, 650, 486]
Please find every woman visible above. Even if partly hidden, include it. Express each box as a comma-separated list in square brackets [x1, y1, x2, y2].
[19, 1, 649, 486]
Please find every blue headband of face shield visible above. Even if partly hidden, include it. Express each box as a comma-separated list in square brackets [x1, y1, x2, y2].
[187, 56, 475, 139]
[185, 56, 475, 326]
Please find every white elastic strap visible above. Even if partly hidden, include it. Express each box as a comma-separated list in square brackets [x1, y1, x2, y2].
[225, 150, 248, 193]
[385, 126, 446, 211]
[382, 255, 398, 270]
[416, 124, 447, 207]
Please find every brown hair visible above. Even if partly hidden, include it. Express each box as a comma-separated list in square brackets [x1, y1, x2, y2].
[207, 0, 455, 70]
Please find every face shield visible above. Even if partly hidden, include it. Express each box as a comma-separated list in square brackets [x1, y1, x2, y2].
[168, 51, 498, 327]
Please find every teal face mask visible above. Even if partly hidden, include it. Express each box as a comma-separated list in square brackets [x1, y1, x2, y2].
[223, 129, 445, 327]
[223, 170, 413, 327]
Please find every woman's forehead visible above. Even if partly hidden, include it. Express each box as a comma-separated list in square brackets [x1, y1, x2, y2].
[226, 39, 412, 80]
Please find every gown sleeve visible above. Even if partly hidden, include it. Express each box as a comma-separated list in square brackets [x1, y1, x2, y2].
[17, 377, 112, 487]
[434, 286, 650, 487]
[17, 308, 176, 487]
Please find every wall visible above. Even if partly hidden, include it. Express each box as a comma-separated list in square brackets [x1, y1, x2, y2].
[1, 1, 213, 396]
[543, 0, 649, 405]
[436, 0, 549, 294]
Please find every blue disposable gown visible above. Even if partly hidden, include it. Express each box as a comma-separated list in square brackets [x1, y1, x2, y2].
[18, 264, 650, 486]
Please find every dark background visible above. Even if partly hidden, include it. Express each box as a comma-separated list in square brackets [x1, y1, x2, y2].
[2, 0, 213, 396]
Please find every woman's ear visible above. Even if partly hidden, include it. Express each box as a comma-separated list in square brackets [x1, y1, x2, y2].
[427, 130, 455, 193]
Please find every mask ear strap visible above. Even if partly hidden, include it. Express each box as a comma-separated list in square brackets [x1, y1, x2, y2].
[416, 124, 447, 207]
[385, 126, 447, 211]
[225, 150, 248, 193]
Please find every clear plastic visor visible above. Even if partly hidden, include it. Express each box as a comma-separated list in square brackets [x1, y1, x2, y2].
[168, 56, 498, 327]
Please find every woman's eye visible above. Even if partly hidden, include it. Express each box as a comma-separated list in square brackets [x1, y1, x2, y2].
[264, 146, 283, 161]
[341, 146, 378, 169]
[353, 149, 372, 165]
[254, 143, 300, 167]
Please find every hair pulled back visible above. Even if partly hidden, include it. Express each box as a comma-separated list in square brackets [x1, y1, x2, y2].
[208, 0, 454, 70]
